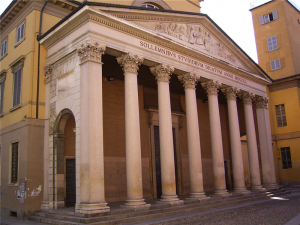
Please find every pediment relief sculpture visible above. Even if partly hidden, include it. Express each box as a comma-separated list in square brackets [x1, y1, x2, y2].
[153, 22, 236, 64]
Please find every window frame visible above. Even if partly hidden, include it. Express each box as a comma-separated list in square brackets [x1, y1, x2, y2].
[0, 81, 4, 114]
[9, 140, 19, 185]
[16, 21, 25, 44]
[270, 59, 281, 71]
[267, 35, 278, 52]
[1, 38, 8, 59]
[12, 67, 22, 108]
[259, 10, 278, 25]
[281, 147, 292, 169]
[275, 104, 287, 127]
[141, 3, 160, 9]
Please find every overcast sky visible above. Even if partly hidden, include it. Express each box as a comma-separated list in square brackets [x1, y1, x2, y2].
[1, 0, 300, 64]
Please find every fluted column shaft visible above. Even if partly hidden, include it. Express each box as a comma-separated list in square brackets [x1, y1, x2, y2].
[117, 53, 149, 209]
[76, 42, 109, 214]
[150, 64, 182, 205]
[201, 81, 230, 196]
[255, 96, 278, 190]
[240, 92, 264, 191]
[178, 73, 209, 200]
[222, 87, 249, 194]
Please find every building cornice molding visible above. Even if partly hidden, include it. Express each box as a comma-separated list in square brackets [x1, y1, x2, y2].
[9, 55, 26, 72]
[268, 75, 300, 92]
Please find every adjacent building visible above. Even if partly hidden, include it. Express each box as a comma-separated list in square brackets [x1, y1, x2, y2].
[1, 0, 279, 218]
[250, 0, 300, 186]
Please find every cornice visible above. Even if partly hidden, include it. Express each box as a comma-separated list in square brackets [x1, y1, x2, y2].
[0, 0, 76, 40]
[268, 75, 300, 92]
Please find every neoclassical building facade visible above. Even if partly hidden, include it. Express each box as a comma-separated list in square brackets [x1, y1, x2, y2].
[39, 2, 278, 214]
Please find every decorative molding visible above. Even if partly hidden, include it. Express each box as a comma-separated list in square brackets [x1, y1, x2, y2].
[131, 0, 172, 9]
[44, 64, 53, 84]
[238, 91, 255, 105]
[268, 75, 300, 92]
[49, 102, 57, 135]
[0, 69, 7, 82]
[9, 55, 25, 71]
[201, 80, 221, 96]
[148, 111, 153, 127]
[14, 37, 26, 48]
[117, 53, 144, 74]
[221, 86, 240, 101]
[77, 41, 106, 64]
[177, 72, 199, 90]
[150, 63, 174, 83]
[272, 132, 300, 141]
[254, 96, 268, 109]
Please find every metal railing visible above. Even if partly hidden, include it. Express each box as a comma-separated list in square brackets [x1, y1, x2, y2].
[250, 0, 273, 9]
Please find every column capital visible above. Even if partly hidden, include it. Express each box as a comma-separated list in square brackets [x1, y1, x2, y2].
[178, 72, 199, 90]
[254, 96, 268, 108]
[238, 91, 255, 105]
[221, 86, 240, 101]
[201, 80, 221, 96]
[44, 64, 53, 84]
[150, 63, 174, 83]
[77, 41, 106, 64]
[117, 53, 144, 74]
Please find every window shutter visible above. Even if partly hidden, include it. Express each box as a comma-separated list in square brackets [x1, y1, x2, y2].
[17, 69, 21, 105]
[275, 59, 281, 69]
[259, 15, 265, 25]
[0, 82, 3, 113]
[271, 61, 276, 70]
[272, 35, 278, 50]
[272, 10, 278, 20]
[13, 71, 18, 106]
[21, 23, 25, 39]
[17, 27, 20, 42]
[267, 37, 273, 51]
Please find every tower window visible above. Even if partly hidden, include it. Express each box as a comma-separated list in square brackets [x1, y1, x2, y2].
[281, 147, 292, 169]
[141, 3, 160, 9]
[259, 10, 278, 25]
[275, 104, 287, 127]
[270, 59, 281, 71]
[267, 35, 278, 51]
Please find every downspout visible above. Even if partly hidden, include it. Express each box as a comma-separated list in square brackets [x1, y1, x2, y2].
[36, 0, 48, 119]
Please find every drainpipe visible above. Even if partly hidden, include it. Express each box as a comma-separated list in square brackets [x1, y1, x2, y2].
[36, 0, 48, 119]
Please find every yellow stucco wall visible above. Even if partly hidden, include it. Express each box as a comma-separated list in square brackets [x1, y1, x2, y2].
[0, 11, 61, 129]
[251, 0, 300, 79]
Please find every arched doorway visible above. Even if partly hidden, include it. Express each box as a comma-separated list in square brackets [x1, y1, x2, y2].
[53, 109, 76, 208]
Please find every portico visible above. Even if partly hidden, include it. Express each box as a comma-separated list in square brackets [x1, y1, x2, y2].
[39, 3, 277, 214]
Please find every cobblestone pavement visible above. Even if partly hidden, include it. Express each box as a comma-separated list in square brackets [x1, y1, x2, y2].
[156, 193, 300, 225]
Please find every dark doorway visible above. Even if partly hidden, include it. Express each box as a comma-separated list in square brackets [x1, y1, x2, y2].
[224, 161, 229, 190]
[154, 126, 178, 198]
[65, 158, 76, 207]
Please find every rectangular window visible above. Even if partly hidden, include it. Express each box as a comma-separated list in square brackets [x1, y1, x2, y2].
[259, 10, 278, 25]
[281, 147, 292, 169]
[13, 68, 22, 107]
[11, 142, 19, 183]
[275, 104, 287, 127]
[1, 39, 7, 57]
[270, 59, 281, 71]
[0, 81, 4, 113]
[267, 35, 278, 51]
[16, 21, 25, 43]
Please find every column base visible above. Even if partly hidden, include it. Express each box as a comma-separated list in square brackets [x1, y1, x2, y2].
[40, 201, 51, 210]
[211, 189, 232, 198]
[233, 187, 251, 195]
[263, 183, 279, 191]
[186, 192, 210, 201]
[250, 185, 266, 192]
[75, 203, 110, 214]
[157, 195, 184, 206]
[120, 198, 151, 211]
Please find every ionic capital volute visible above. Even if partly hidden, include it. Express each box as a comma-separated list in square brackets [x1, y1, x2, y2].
[44, 64, 53, 84]
[201, 80, 221, 96]
[178, 72, 199, 90]
[221, 86, 240, 101]
[254, 96, 268, 109]
[77, 41, 106, 64]
[150, 63, 174, 83]
[117, 53, 144, 74]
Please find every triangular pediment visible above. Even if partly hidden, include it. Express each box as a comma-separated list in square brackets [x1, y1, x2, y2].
[132, 21, 248, 71]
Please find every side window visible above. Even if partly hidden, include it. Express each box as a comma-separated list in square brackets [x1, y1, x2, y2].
[11, 142, 19, 184]
[281, 147, 292, 169]
[270, 59, 281, 71]
[141, 3, 160, 9]
[13, 68, 22, 107]
[1, 38, 7, 58]
[275, 104, 287, 127]
[267, 35, 278, 51]
[16, 21, 25, 43]
[259, 10, 278, 25]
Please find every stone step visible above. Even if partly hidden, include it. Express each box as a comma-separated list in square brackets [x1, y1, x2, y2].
[29, 193, 270, 225]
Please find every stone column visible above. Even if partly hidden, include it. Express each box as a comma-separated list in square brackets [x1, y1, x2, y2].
[201, 80, 230, 197]
[239, 92, 264, 191]
[178, 73, 209, 201]
[254, 96, 278, 190]
[41, 65, 52, 210]
[150, 64, 183, 206]
[117, 53, 150, 210]
[222, 87, 249, 195]
[76, 41, 109, 214]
